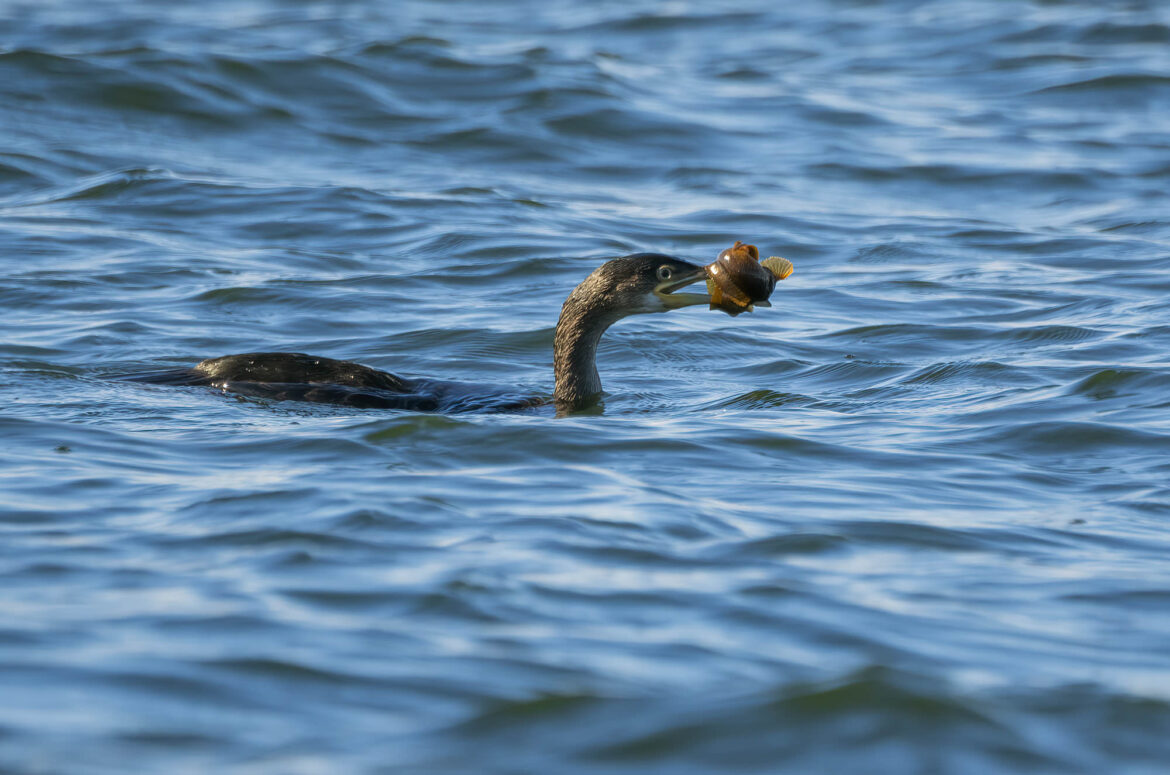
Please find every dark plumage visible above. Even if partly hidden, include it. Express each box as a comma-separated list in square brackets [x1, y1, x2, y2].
[125, 253, 713, 413]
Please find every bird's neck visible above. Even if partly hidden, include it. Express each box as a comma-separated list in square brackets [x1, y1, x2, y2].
[553, 282, 621, 410]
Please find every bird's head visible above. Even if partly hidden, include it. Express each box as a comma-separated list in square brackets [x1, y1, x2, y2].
[572, 253, 713, 318]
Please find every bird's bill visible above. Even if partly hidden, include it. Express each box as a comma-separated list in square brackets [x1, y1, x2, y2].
[654, 266, 713, 309]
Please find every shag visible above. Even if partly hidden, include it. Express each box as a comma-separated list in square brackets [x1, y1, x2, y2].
[128, 254, 717, 413]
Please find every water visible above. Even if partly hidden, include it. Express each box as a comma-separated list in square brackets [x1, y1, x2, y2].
[2, 0, 1170, 771]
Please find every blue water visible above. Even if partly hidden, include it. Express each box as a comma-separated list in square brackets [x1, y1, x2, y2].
[3, 1, 1170, 772]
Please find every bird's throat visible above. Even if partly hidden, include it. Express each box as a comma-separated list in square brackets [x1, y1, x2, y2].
[552, 287, 620, 410]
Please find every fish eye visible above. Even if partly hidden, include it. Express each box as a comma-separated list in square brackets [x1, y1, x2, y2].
[657, 265, 673, 281]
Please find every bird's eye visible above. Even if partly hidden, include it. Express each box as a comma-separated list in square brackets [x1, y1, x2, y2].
[657, 266, 673, 281]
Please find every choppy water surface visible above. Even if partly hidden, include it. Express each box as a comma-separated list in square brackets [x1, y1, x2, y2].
[3, 0, 1170, 771]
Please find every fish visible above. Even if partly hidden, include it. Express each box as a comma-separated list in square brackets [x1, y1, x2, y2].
[705, 241, 793, 316]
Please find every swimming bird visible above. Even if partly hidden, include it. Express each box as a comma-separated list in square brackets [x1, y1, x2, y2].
[128, 254, 724, 413]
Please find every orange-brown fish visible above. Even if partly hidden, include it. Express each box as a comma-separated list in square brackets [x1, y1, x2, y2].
[705, 241, 793, 315]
